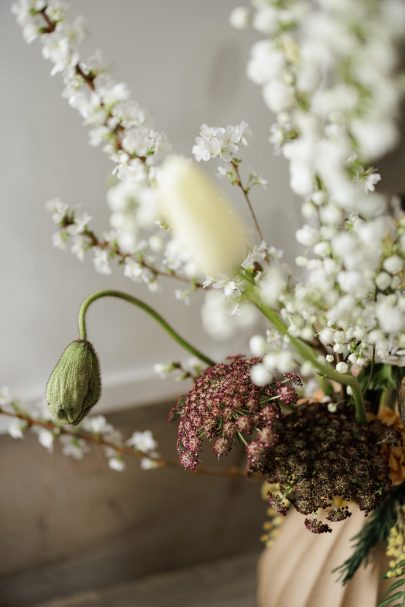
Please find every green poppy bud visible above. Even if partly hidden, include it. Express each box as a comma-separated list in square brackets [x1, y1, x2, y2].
[46, 339, 101, 425]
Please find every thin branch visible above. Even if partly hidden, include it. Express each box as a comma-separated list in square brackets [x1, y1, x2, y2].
[39, 7, 206, 289]
[38, 7, 146, 163]
[0, 406, 251, 479]
[231, 160, 264, 242]
[79, 222, 201, 286]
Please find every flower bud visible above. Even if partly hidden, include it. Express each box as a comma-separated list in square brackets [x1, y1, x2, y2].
[46, 340, 101, 425]
[157, 156, 248, 278]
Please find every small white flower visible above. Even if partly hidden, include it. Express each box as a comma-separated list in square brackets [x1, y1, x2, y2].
[364, 172, 381, 192]
[250, 363, 272, 387]
[262, 81, 294, 113]
[35, 428, 55, 451]
[249, 335, 268, 357]
[383, 255, 403, 275]
[8, 419, 26, 439]
[336, 361, 348, 374]
[377, 300, 404, 334]
[229, 6, 250, 29]
[71, 235, 87, 261]
[82, 415, 113, 435]
[93, 248, 112, 275]
[375, 272, 391, 290]
[140, 457, 160, 470]
[259, 264, 287, 307]
[296, 225, 319, 247]
[127, 430, 158, 453]
[60, 435, 88, 460]
[108, 456, 126, 472]
[277, 351, 295, 373]
[52, 231, 68, 250]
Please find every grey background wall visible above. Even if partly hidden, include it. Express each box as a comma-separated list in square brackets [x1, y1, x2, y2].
[0, 0, 301, 411]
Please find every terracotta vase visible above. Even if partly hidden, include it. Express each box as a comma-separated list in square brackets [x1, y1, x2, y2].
[257, 507, 391, 607]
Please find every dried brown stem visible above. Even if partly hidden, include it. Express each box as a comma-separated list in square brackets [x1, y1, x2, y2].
[231, 160, 264, 242]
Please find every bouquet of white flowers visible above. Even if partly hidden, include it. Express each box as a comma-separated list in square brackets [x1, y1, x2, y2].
[4, 1, 405, 604]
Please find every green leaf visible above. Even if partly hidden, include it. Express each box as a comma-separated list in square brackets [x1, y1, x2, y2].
[335, 483, 405, 584]
[378, 592, 404, 607]
[384, 579, 405, 592]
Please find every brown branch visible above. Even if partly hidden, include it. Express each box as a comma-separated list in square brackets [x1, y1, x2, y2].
[39, 6, 206, 289]
[0, 406, 251, 479]
[231, 160, 264, 242]
[38, 6, 145, 163]
[75, 222, 202, 286]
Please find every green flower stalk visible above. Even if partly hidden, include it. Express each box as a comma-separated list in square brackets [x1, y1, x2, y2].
[246, 286, 366, 423]
[46, 289, 215, 426]
[46, 340, 101, 425]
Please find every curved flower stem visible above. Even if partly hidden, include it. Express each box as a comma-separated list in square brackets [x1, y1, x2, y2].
[78, 290, 215, 367]
[248, 289, 366, 423]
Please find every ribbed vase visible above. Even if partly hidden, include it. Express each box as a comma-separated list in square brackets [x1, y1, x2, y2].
[257, 507, 391, 607]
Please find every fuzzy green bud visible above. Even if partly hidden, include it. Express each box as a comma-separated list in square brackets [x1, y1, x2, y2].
[46, 339, 101, 425]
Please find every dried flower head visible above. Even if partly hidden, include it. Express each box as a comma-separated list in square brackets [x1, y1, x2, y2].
[248, 402, 402, 532]
[170, 356, 300, 470]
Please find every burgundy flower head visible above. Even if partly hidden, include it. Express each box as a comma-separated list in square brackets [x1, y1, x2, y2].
[170, 356, 300, 471]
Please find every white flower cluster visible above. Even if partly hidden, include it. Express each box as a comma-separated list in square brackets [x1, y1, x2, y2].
[126, 430, 160, 470]
[192, 121, 251, 162]
[193, 122, 267, 194]
[13, 1, 405, 390]
[13, 1, 203, 290]
[233, 0, 405, 374]
[46, 197, 164, 289]
[0, 389, 160, 472]
[200, 243, 283, 340]
[154, 358, 203, 381]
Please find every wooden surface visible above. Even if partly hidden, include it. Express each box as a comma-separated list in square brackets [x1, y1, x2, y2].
[0, 403, 264, 607]
[33, 552, 260, 607]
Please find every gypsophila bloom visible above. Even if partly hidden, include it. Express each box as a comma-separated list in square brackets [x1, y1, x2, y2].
[247, 402, 402, 533]
[170, 356, 301, 471]
[234, 0, 405, 375]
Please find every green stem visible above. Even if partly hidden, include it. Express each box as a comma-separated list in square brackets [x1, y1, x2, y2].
[78, 290, 215, 367]
[248, 290, 366, 423]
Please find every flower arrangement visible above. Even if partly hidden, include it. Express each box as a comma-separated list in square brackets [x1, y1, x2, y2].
[5, 0, 405, 604]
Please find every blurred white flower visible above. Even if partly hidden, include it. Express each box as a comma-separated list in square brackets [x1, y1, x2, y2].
[158, 156, 248, 278]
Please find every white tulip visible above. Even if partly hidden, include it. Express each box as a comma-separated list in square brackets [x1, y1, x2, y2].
[157, 156, 248, 278]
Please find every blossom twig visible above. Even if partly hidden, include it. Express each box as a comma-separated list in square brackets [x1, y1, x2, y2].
[0, 406, 250, 478]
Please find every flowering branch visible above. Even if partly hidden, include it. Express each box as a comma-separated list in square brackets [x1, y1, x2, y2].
[78, 289, 215, 366]
[36, 5, 147, 165]
[0, 405, 250, 478]
[51, 203, 202, 286]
